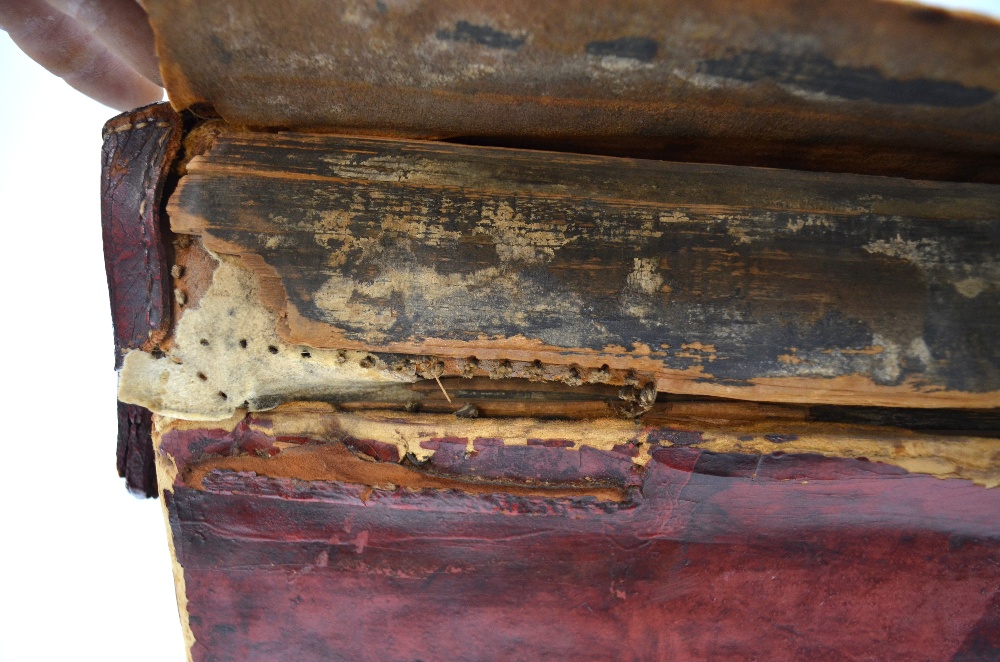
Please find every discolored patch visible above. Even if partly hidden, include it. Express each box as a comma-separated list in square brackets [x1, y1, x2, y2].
[699, 51, 995, 107]
[436, 21, 525, 50]
[584, 36, 658, 62]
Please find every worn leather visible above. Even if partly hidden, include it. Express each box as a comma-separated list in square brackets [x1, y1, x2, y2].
[101, 101, 181, 368]
[102, 102, 182, 498]
[116, 401, 157, 498]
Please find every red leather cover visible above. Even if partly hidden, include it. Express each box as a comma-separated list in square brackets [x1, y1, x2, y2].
[162, 413, 1000, 661]
[101, 102, 182, 497]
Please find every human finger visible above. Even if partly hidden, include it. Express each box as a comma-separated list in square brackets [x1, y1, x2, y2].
[0, 0, 163, 110]
[45, 0, 161, 86]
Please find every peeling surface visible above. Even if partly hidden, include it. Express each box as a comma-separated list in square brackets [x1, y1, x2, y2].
[185, 441, 628, 502]
[478, 201, 571, 264]
[158, 404, 1000, 487]
[118, 254, 413, 420]
[310, 264, 596, 348]
[260, 403, 648, 463]
[168, 131, 1000, 407]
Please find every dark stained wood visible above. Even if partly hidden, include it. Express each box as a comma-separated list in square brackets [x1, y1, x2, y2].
[145, 0, 1000, 182]
[159, 410, 1000, 661]
[169, 131, 1000, 408]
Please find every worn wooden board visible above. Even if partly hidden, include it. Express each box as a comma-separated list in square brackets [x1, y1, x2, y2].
[157, 407, 1000, 661]
[144, 0, 1000, 182]
[168, 130, 1000, 408]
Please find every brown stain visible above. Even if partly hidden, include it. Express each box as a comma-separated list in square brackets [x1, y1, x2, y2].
[183, 439, 628, 502]
[168, 237, 217, 321]
[177, 120, 227, 177]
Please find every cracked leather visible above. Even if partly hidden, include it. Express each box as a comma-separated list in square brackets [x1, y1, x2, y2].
[101, 101, 181, 369]
[102, 102, 182, 498]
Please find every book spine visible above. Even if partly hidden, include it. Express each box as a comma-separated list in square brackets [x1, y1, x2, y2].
[102, 102, 182, 497]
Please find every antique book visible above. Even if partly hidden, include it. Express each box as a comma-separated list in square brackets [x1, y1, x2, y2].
[106, 1, 1000, 659]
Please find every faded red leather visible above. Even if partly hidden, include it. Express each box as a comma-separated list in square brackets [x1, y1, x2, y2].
[102, 102, 181, 498]
[101, 101, 180, 368]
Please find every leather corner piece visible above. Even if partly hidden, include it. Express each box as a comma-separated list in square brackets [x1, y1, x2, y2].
[116, 401, 158, 499]
[101, 102, 183, 370]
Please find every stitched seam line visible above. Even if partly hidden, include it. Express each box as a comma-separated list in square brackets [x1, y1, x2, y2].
[133, 115, 173, 334]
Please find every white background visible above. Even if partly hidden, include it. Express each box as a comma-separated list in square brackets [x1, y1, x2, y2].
[0, 34, 185, 662]
[1, 1, 999, 659]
